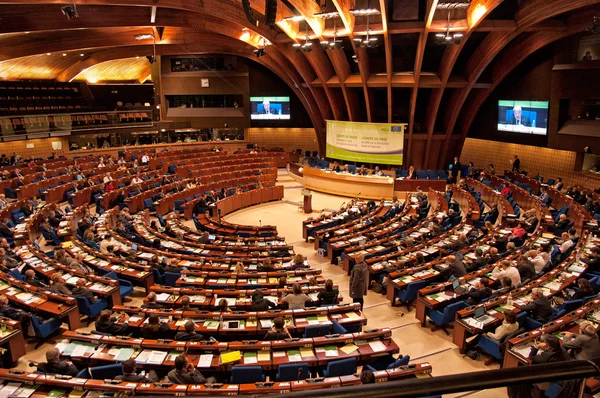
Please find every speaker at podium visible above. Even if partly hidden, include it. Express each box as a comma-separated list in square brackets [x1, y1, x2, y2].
[301, 188, 312, 213]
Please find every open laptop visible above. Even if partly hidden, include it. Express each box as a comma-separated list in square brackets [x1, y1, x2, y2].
[131, 243, 138, 251]
[208, 234, 216, 241]
[473, 305, 494, 324]
[452, 279, 469, 295]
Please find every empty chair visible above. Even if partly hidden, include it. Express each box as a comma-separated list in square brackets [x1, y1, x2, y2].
[427, 301, 469, 335]
[75, 296, 108, 318]
[303, 324, 330, 338]
[103, 271, 133, 299]
[276, 363, 310, 382]
[366, 354, 410, 371]
[331, 320, 348, 334]
[30, 315, 63, 349]
[396, 280, 428, 311]
[230, 366, 265, 384]
[164, 272, 181, 287]
[89, 363, 123, 380]
[323, 357, 356, 377]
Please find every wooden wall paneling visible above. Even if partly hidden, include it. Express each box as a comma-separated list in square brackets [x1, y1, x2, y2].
[379, 0, 393, 122]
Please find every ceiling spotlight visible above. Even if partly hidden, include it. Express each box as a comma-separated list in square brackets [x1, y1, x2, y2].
[80, 53, 85, 56]
[61, 1, 79, 20]
[146, 55, 155, 64]
[62, 53, 67, 56]
[294, 22, 313, 52]
[313, 10, 339, 19]
[283, 15, 304, 22]
[323, 19, 343, 51]
[253, 48, 266, 57]
[134, 34, 155, 40]
[353, 8, 378, 48]
[436, 0, 471, 10]
[292, 43, 301, 48]
[46, 53, 51, 56]
[349, 8, 380, 16]
[436, 11, 464, 45]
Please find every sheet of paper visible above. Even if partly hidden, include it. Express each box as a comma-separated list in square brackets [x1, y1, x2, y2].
[257, 351, 271, 362]
[148, 350, 167, 364]
[260, 319, 273, 329]
[71, 344, 90, 357]
[287, 349, 302, 362]
[244, 351, 258, 364]
[340, 344, 358, 354]
[368, 340, 387, 353]
[197, 354, 213, 368]
[156, 293, 171, 301]
[300, 347, 314, 358]
[325, 345, 339, 357]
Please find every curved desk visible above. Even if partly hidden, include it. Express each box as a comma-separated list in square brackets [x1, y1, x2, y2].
[301, 166, 395, 200]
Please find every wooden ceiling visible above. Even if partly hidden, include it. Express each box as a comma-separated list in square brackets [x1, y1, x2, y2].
[0, 0, 598, 167]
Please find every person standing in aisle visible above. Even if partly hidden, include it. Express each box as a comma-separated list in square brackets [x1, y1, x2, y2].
[350, 253, 368, 310]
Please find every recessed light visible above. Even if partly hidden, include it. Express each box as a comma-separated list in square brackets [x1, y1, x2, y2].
[46, 53, 51, 56]
[136, 56, 140, 59]
[62, 53, 67, 56]
[80, 53, 84, 56]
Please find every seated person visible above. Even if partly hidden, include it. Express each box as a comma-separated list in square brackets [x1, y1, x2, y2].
[360, 369, 376, 384]
[467, 248, 488, 271]
[562, 321, 600, 360]
[372, 166, 383, 176]
[522, 208, 538, 226]
[516, 255, 536, 281]
[486, 309, 519, 341]
[441, 255, 467, 279]
[174, 320, 204, 341]
[528, 334, 570, 363]
[216, 298, 232, 313]
[72, 278, 97, 304]
[555, 214, 570, 231]
[117, 359, 158, 382]
[406, 165, 416, 180]
[491, 260, 521, 287]
[23, 269, 45, 288]
[317, 279, 339, 306]
[445, 234, 468, 252]
[357, 165, 368, 176]
[168, 354, 217, 384]
[141, 292, 164, 309]
[199, 232, 211, 244]
[508, 223, 526, 242]
[528, 248, 549, 274]
[95, 309, 130, 335]
[282, 283, 311, 310]
[521, 288, 553, 323]
[290, 254, 308, 270]
[465, 279, 493, 305]
[566, 278, 594, 301]
[495, 277, 514, 296]
[37, 348, 79, 376]
[278, 277, 287, 289]
[180, 295, 199, 311]
[331, 161, 341, 172]
[263, 316, 292, 341]
[0, 294, 32, 331]
[258, 258, 276, 272]
[250, 290, 277, 311]
[142, 313, 171, 339]
[50, 273, 72, 295]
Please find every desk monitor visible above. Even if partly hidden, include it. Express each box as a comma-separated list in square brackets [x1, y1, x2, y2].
[474, 306, 485, 318]
[209, 234, 216, 240]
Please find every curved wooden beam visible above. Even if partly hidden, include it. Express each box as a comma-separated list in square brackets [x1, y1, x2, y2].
[326, 47, 358, 121]
[379, 0, 393, 122]
[438, 0, 600, 168]
[406, 0, 437, 168]
[422, 0, 503, 168]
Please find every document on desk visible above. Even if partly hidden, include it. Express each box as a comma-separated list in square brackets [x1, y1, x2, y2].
[11, 385, 36, 398]
[368, 340, 387, 353]
[197, 354, 213, 368]
[260, 319, 273, 329]
[148, 350, 167, 365]
[257, 351, 271, 362]
[72, 343, 93, 357]
[244, 351, 258, 364]
[340, 344, 358, 354]
[512, 343, 534, 359]
[204, 321, 219, 329]
[287, 349, 302, 362]
[306, 316, 319, 325]
[299, 347, 314, 359]
[115, 347, 135, 361]
[324, 346, 339, 357]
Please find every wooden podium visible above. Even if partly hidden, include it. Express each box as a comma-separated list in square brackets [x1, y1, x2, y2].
[301, 189, 312, 213]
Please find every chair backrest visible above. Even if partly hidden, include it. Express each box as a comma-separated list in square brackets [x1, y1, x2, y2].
[8, 268, 24, 281]
[277, 362, 310, 382]
[164, 272, 181, 287]
[89, 363, 123, 380]
[75, 368, 90, 379]
[230, 366, 264, 384]
[325, 357, 357, 377]
[331, 320, 348, 334]
[443, 301, 469, 321]
[388, 355, 410, 369]
[303, 324, 330, 338]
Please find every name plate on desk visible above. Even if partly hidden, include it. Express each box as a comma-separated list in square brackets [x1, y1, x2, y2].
[301, 189, 311, 196]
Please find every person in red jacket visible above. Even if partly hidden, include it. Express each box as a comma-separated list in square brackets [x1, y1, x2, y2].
[509, 222, 526, 241]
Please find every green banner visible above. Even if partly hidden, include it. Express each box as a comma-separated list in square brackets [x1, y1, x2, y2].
[325, 120, 406, 165]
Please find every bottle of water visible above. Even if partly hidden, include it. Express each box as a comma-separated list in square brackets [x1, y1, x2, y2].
[532, 120, 536, 128]
[507, 292, 513, 308]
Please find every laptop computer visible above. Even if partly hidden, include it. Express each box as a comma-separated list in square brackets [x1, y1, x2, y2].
[131, 243, 138, 251]
[473, 306, 494, 324]
[452, 279, 469, 295]
[208, 234, 216, 241]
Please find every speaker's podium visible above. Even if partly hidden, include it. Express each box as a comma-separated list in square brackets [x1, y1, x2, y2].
[301, 189, 312, 213]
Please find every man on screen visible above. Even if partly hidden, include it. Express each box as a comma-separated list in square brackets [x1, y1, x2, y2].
[260, 99, 277, 115]
[509, 105, 530, 126]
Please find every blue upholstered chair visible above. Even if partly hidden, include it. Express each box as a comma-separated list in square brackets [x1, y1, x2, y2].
[276, 363, 310, 381]
[89, 364, 123, 380]
[103, 271, 134, 299]
[75, 296, 108, 318]
[230, 366, 265, 384]
[427, 300, 469, 335]
[366, 354, 410, 371]
[31, 315, 63, 349]
[396, 280, 428, 311]
[323, 357, 357, 377]
[303, 324, 330, 338]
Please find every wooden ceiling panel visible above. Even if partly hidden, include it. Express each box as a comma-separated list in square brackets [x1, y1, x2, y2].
[72, 57, 151, 83]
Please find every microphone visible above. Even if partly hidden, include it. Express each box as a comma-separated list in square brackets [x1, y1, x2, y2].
[297, 367, 302, 382]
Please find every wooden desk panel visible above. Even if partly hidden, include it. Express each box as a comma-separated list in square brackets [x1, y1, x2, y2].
[302, 167, 395, 200]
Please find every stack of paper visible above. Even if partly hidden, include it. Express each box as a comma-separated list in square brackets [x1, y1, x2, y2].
[197, 354, 213, 368]
[287, 350, 302, 362]
[368, 340, 387, 352]
[324, 346, 338, 357]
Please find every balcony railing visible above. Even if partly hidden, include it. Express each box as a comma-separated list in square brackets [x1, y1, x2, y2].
[0, 110, 154, 141]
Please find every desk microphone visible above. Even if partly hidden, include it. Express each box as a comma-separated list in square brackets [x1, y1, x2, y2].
[297, 368, 302, 382]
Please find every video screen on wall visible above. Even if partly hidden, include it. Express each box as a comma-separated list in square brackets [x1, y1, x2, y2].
[250, 96, 290, 120]
[498, 100, 549, 135]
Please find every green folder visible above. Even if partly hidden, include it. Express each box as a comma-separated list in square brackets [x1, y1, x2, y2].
[47, 389, 66, 397]
[307, 316, 318, 322]
[115, 347, 135, 361]
[495, 306, 505, 313]
[430, 294, 439, 299]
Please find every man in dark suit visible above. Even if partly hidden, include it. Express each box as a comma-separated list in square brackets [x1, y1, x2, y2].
[465, 279, 493, 305]
[512, 155, 520, 172]
[450, 156, 462, 181]
[509, 106, 530, 126]
[0, 294, 32, 331]
[259, 100, 278, 115]
[37, 348, 79, 376]
[521, 288, 552, 322]
[72, 278, 97, 304]
[442, 255, 467, 279]
[95, 310, 130, 335]
[174, 320, 204, 341]
[117, 359, 158, 382]
[24, 270, 45, 288]
[199, 232, 211, 244]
